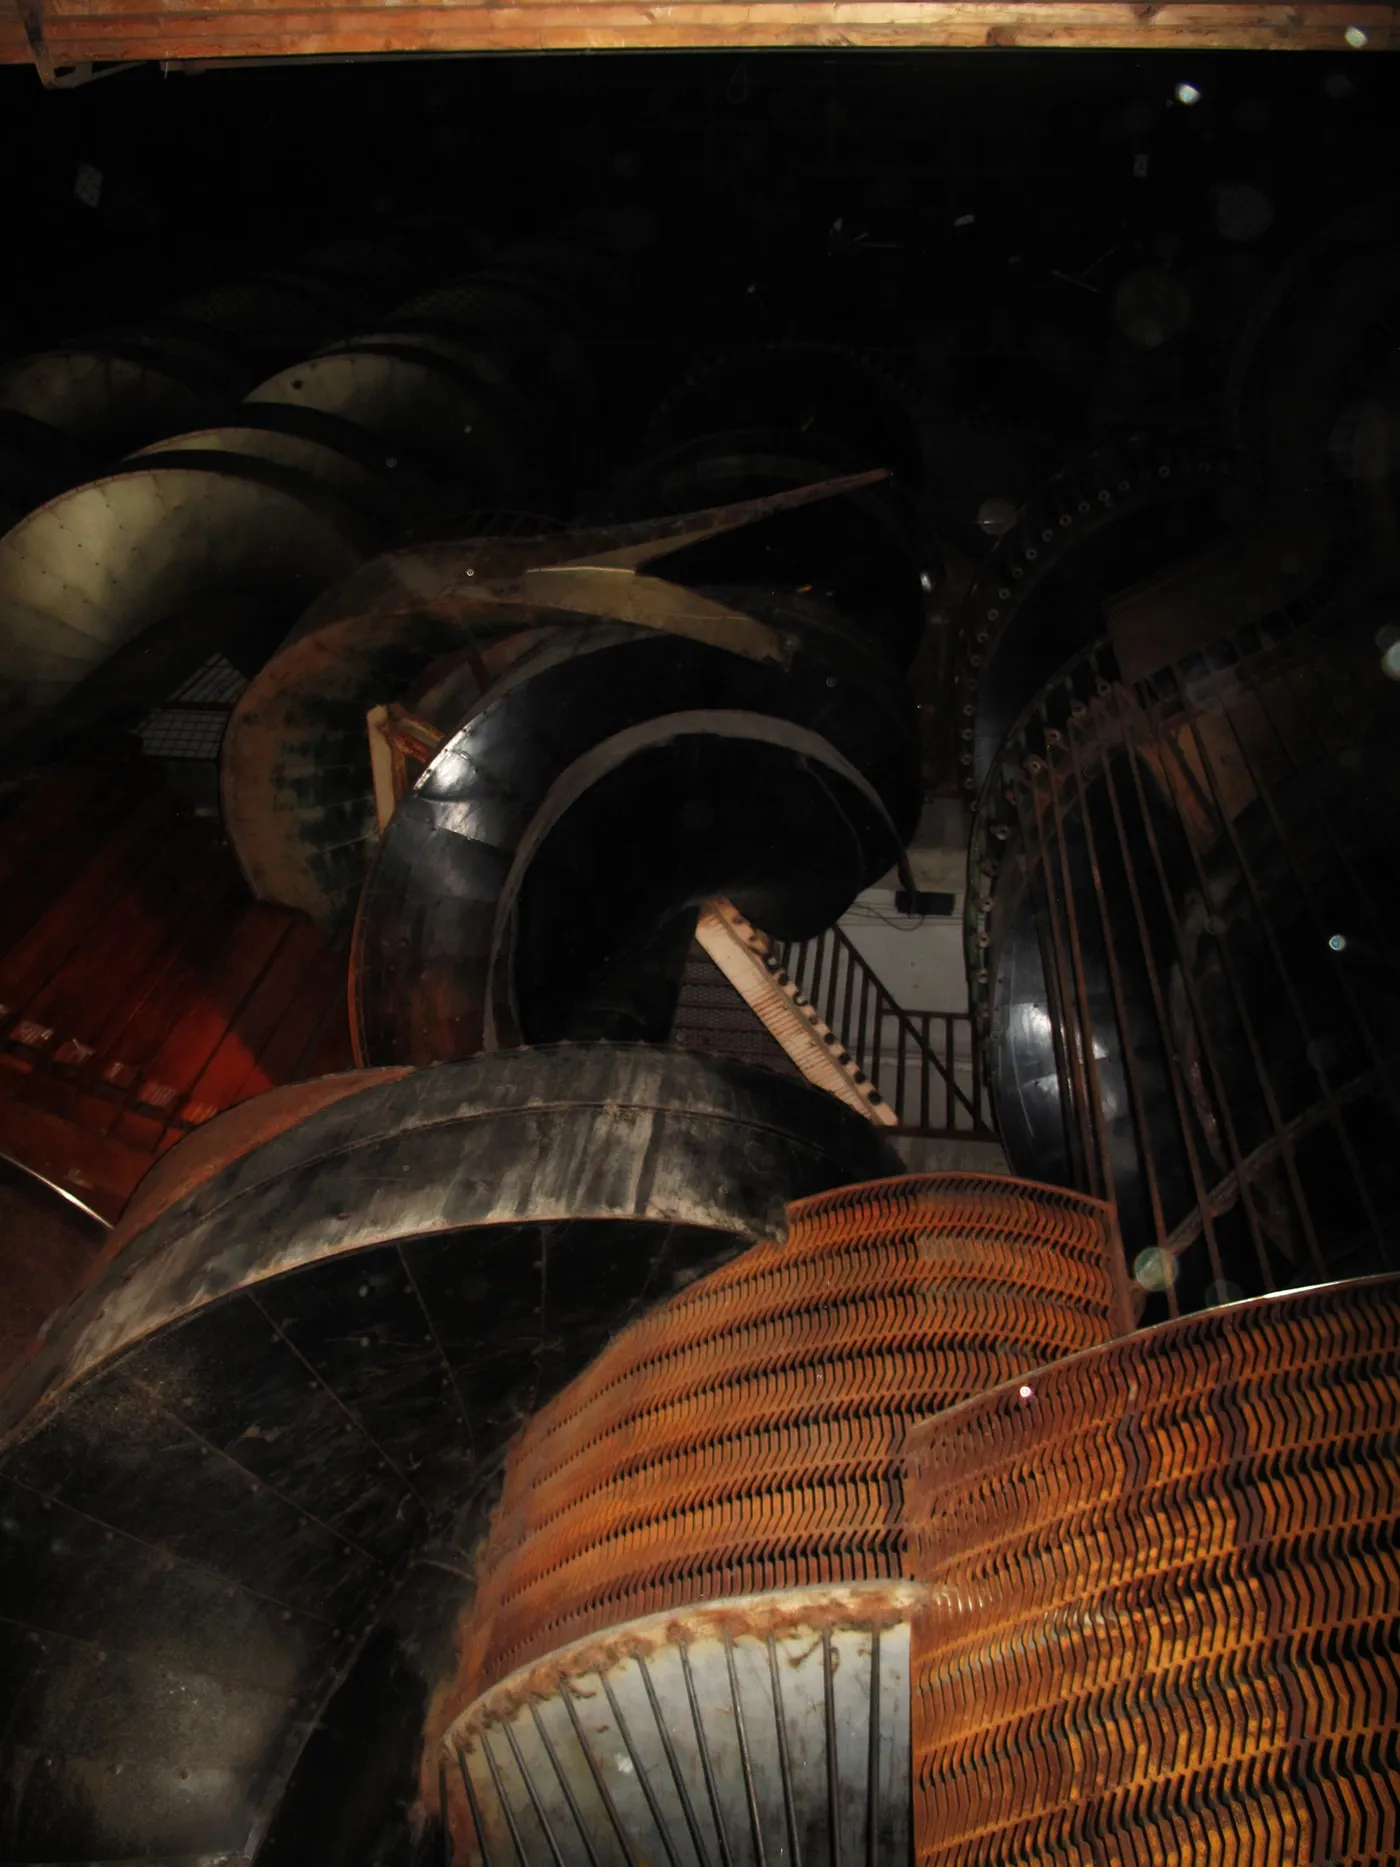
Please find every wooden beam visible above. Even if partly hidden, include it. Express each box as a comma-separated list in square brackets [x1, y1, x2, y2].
[2, 3, 1396, 66]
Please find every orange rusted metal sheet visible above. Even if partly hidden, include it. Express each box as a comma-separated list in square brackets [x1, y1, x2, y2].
[903, 1273, 1400, 1867]
[459, 1172, 1127, 1699]
[4, 4, 1399, 69]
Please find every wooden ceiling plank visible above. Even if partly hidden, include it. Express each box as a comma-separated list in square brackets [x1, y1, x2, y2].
[7, 2, 1400, 64]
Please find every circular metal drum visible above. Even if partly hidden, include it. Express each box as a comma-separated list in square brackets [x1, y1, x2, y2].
[0, 1046, 899, 1867]
[439, 1172, 1125, 1866]
[903, 1273, 1400, 1867]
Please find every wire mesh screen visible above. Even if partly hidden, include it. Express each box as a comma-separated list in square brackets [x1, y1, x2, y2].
[967, 590, 1400, 1320]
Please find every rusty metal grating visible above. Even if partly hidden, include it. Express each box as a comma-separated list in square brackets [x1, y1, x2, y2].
[903, 1274, 1400, 1867]
[461, 1173, 1126, 1698]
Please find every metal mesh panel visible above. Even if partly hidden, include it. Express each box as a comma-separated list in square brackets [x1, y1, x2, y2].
[904, 1274, 1400, 1867]
[462, 1174, 1125, 1697]
[669, 940, 800, 1076]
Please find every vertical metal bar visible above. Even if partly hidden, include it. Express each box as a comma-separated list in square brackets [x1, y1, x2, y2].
[865, 1629, 881, 1867]
[824, 940, 841, 1032]
[500, 1718, 568, 1867]
[529, 1704, 602, 1867]
[561, 1682, 642, 1867]
[894, 1000, 908, 1131]
[680, 1642, 734, 1867]
[766, 1635, 803, 1867]
[1107, 686, 1273, 1291]
[920, 1014, 931, 1133]
[1024, 761, 1098, 1193]
[1037, 738, 1117, 1205]
[1063, 709, 1170, 1256]
[968, 1014, 985, 1134]
[636, 1654, 709, 1867]
[855, 968, 871, 1079]
[599, 1671, 681, 1867]
[1083, 721, 1199, 1317]
[724, 1631, 768, 1867]
[944, 1013, 955, 1134]
[822, 1631, 843, 1867]
[808, 932, 826, 1025]
[1144, 683, 1325, 1273]
[479, 1736, 530, 1867]
[1205, 676, 1395, 1249]
[841, 943, 857, 1061]
[457, 1745, 497, 1867]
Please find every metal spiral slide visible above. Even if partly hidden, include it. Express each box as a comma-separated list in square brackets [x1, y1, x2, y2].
[1, 287, 1396, 1867]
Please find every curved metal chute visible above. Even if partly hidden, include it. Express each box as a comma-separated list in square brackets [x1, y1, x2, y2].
[0, 458, 376, 732]
[221, 475, 891, 932]
[130, 408, 420, 530]
[0, 409, 95, 534]
[0, 1048, 900, 1867]
[350, 606, 918, 1065]
[0, 338, 242, 459]
[247, 345, 523, 498]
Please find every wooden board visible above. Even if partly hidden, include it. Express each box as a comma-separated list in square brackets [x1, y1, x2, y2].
[0, 748, 353, 1223]
[2, 3, 1397, 68]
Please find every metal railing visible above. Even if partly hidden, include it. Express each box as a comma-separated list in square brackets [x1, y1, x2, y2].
[772, 922, 996, 1139]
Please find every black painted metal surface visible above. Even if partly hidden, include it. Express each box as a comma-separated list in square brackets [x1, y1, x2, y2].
[953, 433, 1245, 798]
[350, 606, 919, 1066]
[0, 1044, 901, 1867]
[972, 582, 1400, 1320]
[221, 476, 892, 934]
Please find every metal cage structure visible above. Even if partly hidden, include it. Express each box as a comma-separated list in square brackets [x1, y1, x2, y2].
[966, 578, 1400, 1318]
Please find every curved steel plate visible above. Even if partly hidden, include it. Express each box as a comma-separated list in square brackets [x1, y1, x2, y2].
[131, 415, 414, 529]
[0, 341, 239, 455]
[5, 1044, 903, 1433]
[904, 1272, 1400, 1867]
[461, 1171, 1124, 1693]
[350, 620, 918, 1064]
[0, 1046, 898, 1865]
[0, 458, 375, 721]
[221, 559, 552, 927]
[248, 346, 521, 496]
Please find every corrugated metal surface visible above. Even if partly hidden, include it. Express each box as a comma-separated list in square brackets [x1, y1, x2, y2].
[904, 1274, 1400, 1867]
[460, 1173, 1126, 1698]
